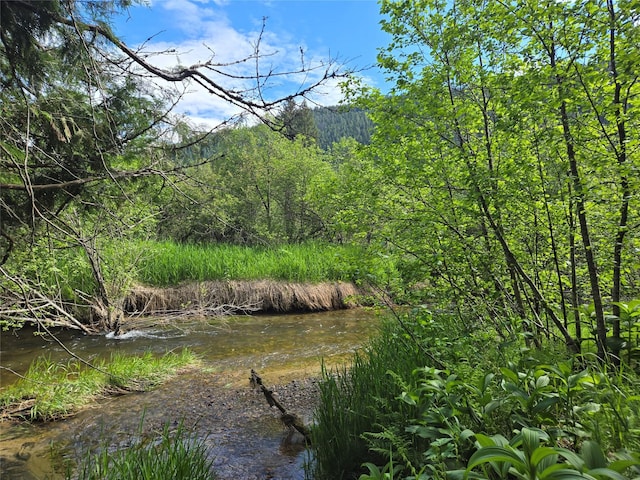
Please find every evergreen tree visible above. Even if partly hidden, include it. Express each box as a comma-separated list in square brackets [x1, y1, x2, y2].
[277, 99, 320, 144]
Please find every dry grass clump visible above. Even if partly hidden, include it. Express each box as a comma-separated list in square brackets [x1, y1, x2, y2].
[123, 280, 360, 316]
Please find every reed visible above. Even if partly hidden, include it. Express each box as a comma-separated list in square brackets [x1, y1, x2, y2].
[72, 420, 215, 480]
[0, 349, 196, 421]
[311, 319, 428, 479]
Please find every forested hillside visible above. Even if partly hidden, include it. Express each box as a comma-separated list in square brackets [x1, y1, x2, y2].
[312, 106, 373, 148]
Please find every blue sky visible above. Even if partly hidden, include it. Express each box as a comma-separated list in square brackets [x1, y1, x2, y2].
[112, 0, 390, 128]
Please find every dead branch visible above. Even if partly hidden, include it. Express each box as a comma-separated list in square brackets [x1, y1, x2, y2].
[250, 369, 311, 443]
[0, 266, 93, 333]
[15, 1, 348, 120]
[0, 157, 215, 192]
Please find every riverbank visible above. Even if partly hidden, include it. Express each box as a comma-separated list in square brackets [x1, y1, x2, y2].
[0, 350, 198, 422]
[0, 368, 322, 480]
[123, 280, 362, 317]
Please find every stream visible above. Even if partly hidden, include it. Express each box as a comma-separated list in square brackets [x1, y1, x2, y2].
[0, 308, 381, 479]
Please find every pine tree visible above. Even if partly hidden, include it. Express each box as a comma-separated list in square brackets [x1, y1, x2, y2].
[278, 99, 319, 144]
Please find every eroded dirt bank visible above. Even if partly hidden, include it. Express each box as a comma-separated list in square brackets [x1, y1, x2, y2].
[123, 280, 362, 316]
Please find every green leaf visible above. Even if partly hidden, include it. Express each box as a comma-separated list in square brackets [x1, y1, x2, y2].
[607, 459, 640, 473]
[447, 469, 488, 480]
[475, 433, 509, 448]
[0, 141, 26, 162]
[466, 446, 526, 472]
[586, 468, 628, 480]
[539, 464, 579, 479]
[480, 373, 495, 391]
[500, 367, 521, 383]
[540, 468, 593, 480]
[531, 447, 559, 469]
[556, 449, 587, 470]
[582, 441, 608, 469]
[533, 395, 561, 414]
[536, 375, 551, 389]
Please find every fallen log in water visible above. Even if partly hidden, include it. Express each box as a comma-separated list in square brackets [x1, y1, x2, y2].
[250, 369, 311, 444]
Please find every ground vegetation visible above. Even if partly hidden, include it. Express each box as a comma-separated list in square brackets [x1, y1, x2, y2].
[0, 349, 196, 421]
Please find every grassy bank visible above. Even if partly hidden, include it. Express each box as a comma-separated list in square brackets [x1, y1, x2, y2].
[0, 349, 196, 421]
[133, 241, 372, 285]
[26, 239, 396, 294]
[311, 309, 640, 479]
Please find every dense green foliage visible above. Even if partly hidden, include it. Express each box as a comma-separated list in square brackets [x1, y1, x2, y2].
[159, 124, 336, 244]
[309, 2, 640, 474]
[0, 0, 165, 236]
[316, 0, 640, 361]
[0, 0, 184, 330]
[312, 311, 640, 479]
[0, 349, 196, 421]
[72, 420, 215, 480]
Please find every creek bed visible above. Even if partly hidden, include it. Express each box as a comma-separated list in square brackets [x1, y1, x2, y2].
[0, 309, 381, 479]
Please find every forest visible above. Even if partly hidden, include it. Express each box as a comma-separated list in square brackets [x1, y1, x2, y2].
[1, 0, 639, 479]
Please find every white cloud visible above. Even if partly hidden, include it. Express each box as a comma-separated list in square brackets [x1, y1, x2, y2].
[126, 0, 347, 130]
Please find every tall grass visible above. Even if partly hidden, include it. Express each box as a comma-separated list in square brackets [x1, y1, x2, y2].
[0, 349, 196, 421]
[134, 241, 370, 286]
[311, 319, 431, 479]
[11, 238, 397, 297]
[72, 420, 215, 480]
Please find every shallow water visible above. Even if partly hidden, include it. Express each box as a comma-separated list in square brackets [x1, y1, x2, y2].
[0, 309, 380, 479]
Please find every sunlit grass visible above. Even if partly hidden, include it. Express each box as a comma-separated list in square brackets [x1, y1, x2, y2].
[0, 349, 197, 421]
[135, 240, 365, 286]
[17, 238, 394, 295]
[311, 319, 428, 479]
[72, 420, 215, 480]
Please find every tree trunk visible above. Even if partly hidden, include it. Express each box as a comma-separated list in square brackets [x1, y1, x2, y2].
[607, 0, 629, 364]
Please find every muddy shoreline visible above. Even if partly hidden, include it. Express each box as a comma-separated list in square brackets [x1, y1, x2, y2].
[1, 368, 324, 480]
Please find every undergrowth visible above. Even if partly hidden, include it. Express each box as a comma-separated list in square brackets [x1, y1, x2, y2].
[311, 308, 640, 479]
